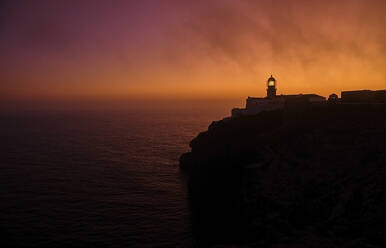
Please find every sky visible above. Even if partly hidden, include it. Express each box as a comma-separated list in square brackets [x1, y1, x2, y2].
[1, 0, 385, 106]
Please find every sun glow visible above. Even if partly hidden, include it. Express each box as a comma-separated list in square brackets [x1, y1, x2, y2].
[1, 0, 385, 107]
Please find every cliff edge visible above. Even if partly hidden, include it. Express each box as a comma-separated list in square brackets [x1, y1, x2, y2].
[180, 104, 386, 247]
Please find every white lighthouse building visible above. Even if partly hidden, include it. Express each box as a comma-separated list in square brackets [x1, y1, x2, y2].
[232, 75, 325, 117]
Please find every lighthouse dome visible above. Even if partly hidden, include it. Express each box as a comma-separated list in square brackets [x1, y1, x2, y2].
[268, 75, 276, 82]
[267, 75, 276, 87]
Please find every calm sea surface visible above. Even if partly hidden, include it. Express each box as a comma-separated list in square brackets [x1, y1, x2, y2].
[0, 106, 231, 247]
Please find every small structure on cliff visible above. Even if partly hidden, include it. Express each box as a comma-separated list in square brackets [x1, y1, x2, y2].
[232, 75, 326, 117]
[341, 90, 386, 103]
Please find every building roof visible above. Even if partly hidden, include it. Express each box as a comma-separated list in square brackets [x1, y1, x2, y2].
[249, 94, 325, 98]
[268, 75, 276, 82]
[248, 94, 325, 100]
[283, 94, 325, 98]
[342, 89, 386, 94]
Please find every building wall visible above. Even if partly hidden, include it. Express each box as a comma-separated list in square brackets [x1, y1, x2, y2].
[341, 90, 372, 103]
[232, 97, 285, 117]
[231, 94, 327, 118]
[374, 90, 386, 102]
[246, 97, 285, 114]
[308, 96, 326, 102]
[341, 90, 386, 103]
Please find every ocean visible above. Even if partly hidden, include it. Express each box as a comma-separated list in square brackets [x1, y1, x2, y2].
[0, 105, 233, 247]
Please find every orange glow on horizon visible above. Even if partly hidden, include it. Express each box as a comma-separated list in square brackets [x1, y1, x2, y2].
[1, 0, 385, 105]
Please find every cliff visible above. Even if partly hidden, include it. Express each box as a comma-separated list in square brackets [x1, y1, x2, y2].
[180, 104, 386, 247]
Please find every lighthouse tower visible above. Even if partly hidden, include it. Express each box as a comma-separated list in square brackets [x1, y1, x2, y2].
[267, 75, 277, 98]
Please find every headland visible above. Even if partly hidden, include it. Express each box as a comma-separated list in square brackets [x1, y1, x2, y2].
[180, 76, 386, 246]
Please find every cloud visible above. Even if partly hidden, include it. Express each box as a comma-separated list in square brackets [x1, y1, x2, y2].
[1, 0, 385, 100]
[174, 0, 386, 73]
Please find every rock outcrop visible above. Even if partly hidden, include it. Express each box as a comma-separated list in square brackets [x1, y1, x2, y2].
[180, 104, 386, 247]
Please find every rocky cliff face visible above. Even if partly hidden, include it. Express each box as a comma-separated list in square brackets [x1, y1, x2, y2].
[180, 104, 386, 247]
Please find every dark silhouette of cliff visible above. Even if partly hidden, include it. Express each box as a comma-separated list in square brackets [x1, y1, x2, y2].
[180, 103, 386, 247]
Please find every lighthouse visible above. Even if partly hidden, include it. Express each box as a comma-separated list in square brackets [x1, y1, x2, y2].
[231, 74, 326, 117]
[267, 75, 277, 98]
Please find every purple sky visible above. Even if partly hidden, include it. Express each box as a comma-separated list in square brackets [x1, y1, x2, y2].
[1, 0, 385, 104]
